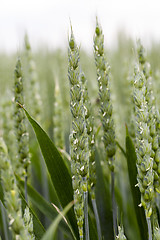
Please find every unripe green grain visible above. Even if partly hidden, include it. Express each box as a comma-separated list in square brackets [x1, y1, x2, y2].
[23, 207, 35, 240]
[116, 226, 127, 240]
[93, 19, 116, 171]
[0, 138, 34, 240]
[153, 227, 160, 240]
[1, 96, 17, 165]
[68, 27, 89, 240]
[80, 72, 102, 239]
[133, 65, 154, 218]
[93, 18, 117, 236]
[137, 40, 160, 194]
[24, 34, 41, 122]
[14, 58, 30, 179]
[80, 72, 96, 196]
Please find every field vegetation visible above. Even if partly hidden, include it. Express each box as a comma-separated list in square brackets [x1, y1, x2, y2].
[0, 19, 160, 240]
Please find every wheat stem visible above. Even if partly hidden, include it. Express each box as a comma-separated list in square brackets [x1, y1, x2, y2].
[111, 170, 117, 237]
[147, 217, 152, 240]
[91, 198, 102, 240]
[83, 177, 89, 240]
[25, 175, 28, 203]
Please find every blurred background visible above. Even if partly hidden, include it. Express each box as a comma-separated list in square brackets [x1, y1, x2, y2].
[1, 0, 160, 53]
[1, 1, 160, 240]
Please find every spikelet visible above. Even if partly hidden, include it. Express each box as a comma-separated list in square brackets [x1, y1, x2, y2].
[137, 40, 160, 193]
[1, 95, 17, 165]
[24, 34, 41, 122]
[13, 58, 30, 179]
[80, 72, 96, 199]
[153, 227, 160, 240]
[23, 207, 35, 240]
[0, 137, 34, 240]
[68, 27, 89, 239]
[116, 226, 127, 240]
[93, 18, 116, 171]
[133, 65, 154, 217]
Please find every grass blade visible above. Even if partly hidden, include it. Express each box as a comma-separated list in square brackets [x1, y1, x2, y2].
[0, 201, 12, 240]
[17, 172, 74, 238]
[18, 192, 45, 240]
[41, 201, 74, 240]
[22, 107, 79, 239]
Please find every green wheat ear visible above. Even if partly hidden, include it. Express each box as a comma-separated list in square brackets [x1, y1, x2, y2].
[14, 58, 30, 179]
[68, 26, 89, 240]
[80, 72, 96, 198]
[137, 40, 160, 194]
[93, 17, 117, 237]
[24, 34, 41, 122]
[0, 137, 35, 240]
[93, 18, 116, 171]
[116, 226, 127, 240]
[133, 65, 154, 217]
[1, 95, 17, 164]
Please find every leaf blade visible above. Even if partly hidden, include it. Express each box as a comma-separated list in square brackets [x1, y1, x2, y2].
[17, 177, 73, 238]
[18, 192, 45, 240]
[41, 201, 74, 240]
[23, 108, 79, 239]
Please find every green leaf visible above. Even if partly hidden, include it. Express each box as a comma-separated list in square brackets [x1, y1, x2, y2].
[0, 174, 3, 203]
[17, 177, 72, 238]
[0, 201, 12, 240]
[18, 191, 45, 240]
[116, 141, 126, 158]
[88, 213, 98, 240]
[41, 201, 74, 240]
[125, 128, 148, 240]
[95, 149, 114, 239]
[22, 107, 79, 239]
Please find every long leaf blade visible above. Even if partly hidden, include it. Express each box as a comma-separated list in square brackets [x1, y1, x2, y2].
[17, 177, 72, 238]
[41, 201, 74, 240]
[0, 201, 12, 240]
[22, 107, 79, 239]
[18, 192, 45, 240]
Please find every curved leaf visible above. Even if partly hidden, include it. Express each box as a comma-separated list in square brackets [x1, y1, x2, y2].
[17, 177, 72, 238]
[18, 192, 45, 240]
[116, 141, 126, 158]
[41, 201, 74, 240]
[125, 128, 148, 240]
[0, 201, 12, 240]
[22, 107, 79, 239]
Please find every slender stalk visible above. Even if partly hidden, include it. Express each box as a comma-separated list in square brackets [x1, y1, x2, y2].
[111, 170, 117, 237]
[25, 175, 28, 203]
[83, 177, 89, 240]
[40, 157, 50, 227]
[91, 198, 102, 240]
[147, 217, 152, 240]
